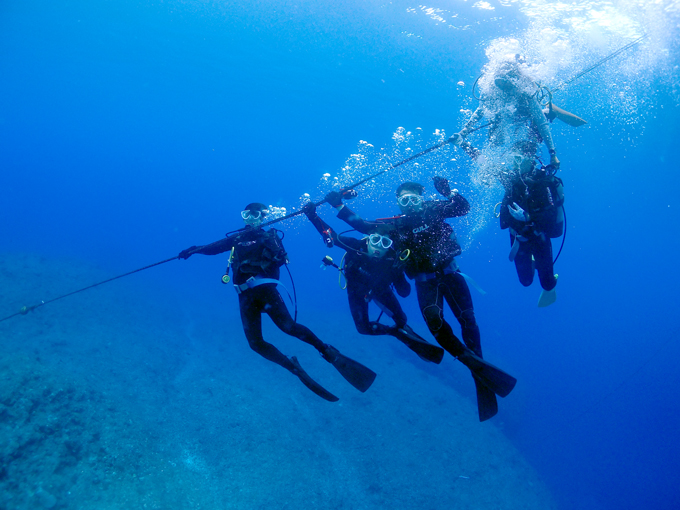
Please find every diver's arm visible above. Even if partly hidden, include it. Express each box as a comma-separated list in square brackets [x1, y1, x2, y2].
[336, 204, 376, 235]
[429, 193, 470, 218]
[450, 107, 484, 154]
[336, 235, 364, 253]
[306, 208, 362, 252]
[303, 203, 337, 247]
[178, 236, 235, 259]
[458, 106, 484, 138]
[529, 97, 559, 167]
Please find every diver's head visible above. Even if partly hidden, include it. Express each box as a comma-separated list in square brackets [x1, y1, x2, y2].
[396, 182, 425, 214]
[494, 56, 531, 95]
[241, 202, 268, 228]
[366, 232, 393, 258]
[504, 151, 535, 177]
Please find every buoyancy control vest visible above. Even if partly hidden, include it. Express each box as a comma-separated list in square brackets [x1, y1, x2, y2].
[231, 228, 288, 283]
[343, 248, 402, 290]
[392, 208, 462, 276]
[500, 169, 565, 239]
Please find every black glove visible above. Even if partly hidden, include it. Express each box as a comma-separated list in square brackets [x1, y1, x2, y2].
[325, 191, 343, 207]
[302, 201, 316, 218]
[178, 246, 198, 260]
[433, 176, 452, 197]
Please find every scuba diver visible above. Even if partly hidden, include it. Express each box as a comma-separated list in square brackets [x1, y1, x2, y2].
[499, 164, 565, 307]
[302, 200, 445, 364]
[452, 55, 580, 305]
[177, 202, 377, 402]
[325, 179, 517, 422]
[452, 55, 563, 172]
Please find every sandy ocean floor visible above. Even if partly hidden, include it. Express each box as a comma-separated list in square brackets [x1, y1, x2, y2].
[0, 253, 556, 509]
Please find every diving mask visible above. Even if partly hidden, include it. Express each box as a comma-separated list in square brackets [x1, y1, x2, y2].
[241, 210, 264, 220]
[368, 233, 393, 250]
[397, 194, 424, 208]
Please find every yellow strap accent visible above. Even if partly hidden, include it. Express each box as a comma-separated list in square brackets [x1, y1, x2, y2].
[494, 202, 503, 218]
[399, 249, 410, 261]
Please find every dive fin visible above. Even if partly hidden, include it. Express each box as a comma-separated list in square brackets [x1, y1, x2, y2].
[538, 274, 558, 308]
[323, 346, 377, 392]
[457, 349, 517, 398]
[392, 326, 445, 364]
[549, 103, 587, 127]
[472, 376, 499, 422]
[290, 357, 339, 402]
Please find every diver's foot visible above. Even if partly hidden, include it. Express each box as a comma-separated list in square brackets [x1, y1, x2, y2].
[456, 348, 517, 398]
[321, 344, 339, 364]
[289, 356, 339, 402]
[321, 345, 377, 393]
[538, 274, 558, 308]
[392, 326, 445, 364]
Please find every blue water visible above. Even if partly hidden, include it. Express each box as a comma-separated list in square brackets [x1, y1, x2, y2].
[1, 0, 679, 509]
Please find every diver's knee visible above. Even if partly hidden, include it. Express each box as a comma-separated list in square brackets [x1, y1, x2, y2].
[422, 308, 444, 332]
[355, 322, 372, 335]
[276, 318, 297, 335]
[517, 273, 533, 287]
[247, 338, 267, 353]
[460, 308, 477, 326]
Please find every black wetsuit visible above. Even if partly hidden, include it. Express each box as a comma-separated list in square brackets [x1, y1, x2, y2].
[499, 168, 564, 291]
[326, 194, 516, 419]
[184, 227, 327, 372]
[305, 210, 410, 335]
[336, 196, 483, 360]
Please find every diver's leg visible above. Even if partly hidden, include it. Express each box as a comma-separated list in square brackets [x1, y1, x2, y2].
[439, 273, 509, 417]
[264, 285, 376, 392]
[261, 286, 327, 351]
[375, 288, 444, 363]
[534, 236, 557, 291]
[514, 241, 535, 287]
[347, 284, 398, 336]
[238, 290, 296, 370]
[347, 285, 380, 335]
[240, 287, 339, 401]
[415, 278, 466, 357]
[374, 288, 408, 329]
[441, 272, 482, 356]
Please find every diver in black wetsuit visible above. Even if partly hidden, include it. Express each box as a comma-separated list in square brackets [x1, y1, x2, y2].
[177, 202, 376, 402]
[452, 56, 573, 306]
[499, 164, 565, 307]
[302, 201, 444, 364]
[326, 180, 516, 421]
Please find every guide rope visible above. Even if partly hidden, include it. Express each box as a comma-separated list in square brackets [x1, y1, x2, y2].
[226, 123, 490, 236]
[0, 256, 178, 323]
[472, 32, 649, 101]
[1, 127, 486, 323]
[552, 33, 649, 92]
